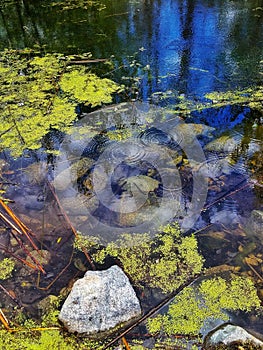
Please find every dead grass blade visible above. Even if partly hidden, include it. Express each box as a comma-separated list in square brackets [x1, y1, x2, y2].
[0, 199, 39, 251]
[0, 308, 10, 330]
[122, 336, 131, 350]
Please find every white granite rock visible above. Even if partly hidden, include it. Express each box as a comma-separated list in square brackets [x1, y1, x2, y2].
[205, 324, 263, 347]
[59, 265, 141, 335]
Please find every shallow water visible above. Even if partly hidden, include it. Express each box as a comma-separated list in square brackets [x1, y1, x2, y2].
[0, 0, 263, 345]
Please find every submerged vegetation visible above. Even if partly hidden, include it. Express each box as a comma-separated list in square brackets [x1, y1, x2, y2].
[0, 258, 15, 280]
[50, 0, 106, 11]
[0, 49, 122, 157]
[0, 324, 104, 350]
[93, 223, 204, 293]
[147, 274, 261, 336]
[0, 1, 262, 349]
[151, 85, 263, 116]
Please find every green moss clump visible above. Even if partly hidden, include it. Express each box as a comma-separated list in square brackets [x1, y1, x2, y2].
[0, 329, 99, 350]
[93, 222, 204, 293]
[0, 305, 105, 350]
[59, 68, 121, 107]
[0, 258, 15, 280]
[205, 87, 263, 113]
[74, 232, 100, 251]
[147, 275, 261, 336]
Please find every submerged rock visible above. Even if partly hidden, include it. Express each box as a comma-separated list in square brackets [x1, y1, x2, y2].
[205, 324, 263, 348]
[245, 210, 263, 240]
[204, 133, 242, 153]
[210, 209, 241, 226]
[59, 265, 141, 336]
[170, 123, 215, 144]
[54, 158, 93, 191]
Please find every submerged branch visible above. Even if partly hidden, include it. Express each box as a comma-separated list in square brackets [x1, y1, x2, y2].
[69, 58, 108, 64]
[0, 203, 45, 273]
[102, 276, 199, 350]
[47, 181, 96, 270]
[0, 283, 21, 306]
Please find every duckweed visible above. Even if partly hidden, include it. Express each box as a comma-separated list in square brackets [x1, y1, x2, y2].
[94, 222, 204, 293]
[147, 275, 261, 336]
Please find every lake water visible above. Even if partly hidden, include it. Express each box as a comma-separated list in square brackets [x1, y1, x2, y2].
[0, 0, 263, 344]
[1, 0, 262, 98]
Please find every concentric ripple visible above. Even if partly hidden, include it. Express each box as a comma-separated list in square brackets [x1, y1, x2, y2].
[54, 102, 208, 243]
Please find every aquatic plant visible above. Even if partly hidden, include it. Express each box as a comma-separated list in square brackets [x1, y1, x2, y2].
[0, 49, 122, 157]
[50, 0, 106, 11]
[147, 274, 261, 336]
[73, 231, 99, 251]
[0, 258, 15, 280]
[0, 328, 105, 350]
[151, 86, 263, 115]
[93, 223, 204, 293]
[0, 302, 105, 350]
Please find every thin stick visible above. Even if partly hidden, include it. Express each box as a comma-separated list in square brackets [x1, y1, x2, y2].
[69, 58, 108, 64]
[9, 230, 45, 274]
[0, 308, 10, 330]
[122, 336, 131, 350]
[0, 209, 41, 255]
[47, 181, 78, 237]
[202, 180, 250, 211]
[0, 211, 24, 236]
[9, 326, 61, 333]
[0, 199, 31, 232]
[0, 283, 22, 306]
[36, 248, 74, 291]
[105, 12, 129, 18]
[0, 243, 38, 271]
[0, 199, 38, 245]
[0, 212, 45, 273]
[102, 276, 198, 350]
[246, 262, 263, 283]
[47, 181, 96, 270]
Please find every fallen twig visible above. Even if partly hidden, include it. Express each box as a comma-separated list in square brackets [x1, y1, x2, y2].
[8, 326, 61, 334]
[122, 336, 131, 350]
[246, 261, 263, 283]
[0, 242, 39, 271]
[36, 247, 74, 291]
[0, 199, 38, 243]
[0, 308, 10, 330]
[47, 181, 96, 270]
[102, 276, 199, 350]
[0, 283, 22, 307]
[202, 179, 250, 212]
[69, 58, 108, 64]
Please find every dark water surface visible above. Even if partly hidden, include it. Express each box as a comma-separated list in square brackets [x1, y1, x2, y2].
[1, 0, 262, 98]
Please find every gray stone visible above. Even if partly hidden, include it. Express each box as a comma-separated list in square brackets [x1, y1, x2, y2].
[204, 133, 242, 153]
[210, 209, 241, 226]
[245, 210, 263, 240]
[59, 265, 142, 335]
[205, 324, 263, 347]
[170, 123, 215, 144]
